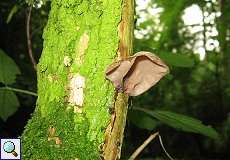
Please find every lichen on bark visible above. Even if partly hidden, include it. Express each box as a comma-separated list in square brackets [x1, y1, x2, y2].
[22, 0, 124, 159]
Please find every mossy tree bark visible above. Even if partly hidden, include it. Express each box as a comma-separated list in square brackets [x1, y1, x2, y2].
[22, 0, 134, 159]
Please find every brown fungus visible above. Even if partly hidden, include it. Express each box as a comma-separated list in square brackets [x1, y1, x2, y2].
[105, 51, 169, 96]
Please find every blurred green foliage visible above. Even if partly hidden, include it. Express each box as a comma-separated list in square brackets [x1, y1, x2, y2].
[125, 0, 230, 159]
[0, 49, 21, 121]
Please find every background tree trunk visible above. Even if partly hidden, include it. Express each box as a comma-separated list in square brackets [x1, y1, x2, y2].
[21, 0, 134, 159]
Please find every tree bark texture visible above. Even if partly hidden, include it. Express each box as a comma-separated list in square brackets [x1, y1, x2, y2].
[22, 0, 134, 159]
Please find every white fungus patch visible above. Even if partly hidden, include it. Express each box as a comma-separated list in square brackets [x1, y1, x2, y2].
[64, 56, 72, 67]
[68, 73, 85, 113]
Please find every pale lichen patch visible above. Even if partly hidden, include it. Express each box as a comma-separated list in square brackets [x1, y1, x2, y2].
[76, 32, 89, 64]
[64, 56, 72, 66]
[74, 106, 83, 113]
[47, 74, 58, 82]
[48, 74, 53, 82]
[47, 126, 62, 145]
[68, 73, 86, 108]
[48, 137, 62, 145]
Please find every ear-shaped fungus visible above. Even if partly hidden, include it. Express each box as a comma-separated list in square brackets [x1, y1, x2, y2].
[105, 51, 169, 96]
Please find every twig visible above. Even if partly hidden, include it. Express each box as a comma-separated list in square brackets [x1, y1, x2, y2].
[158, 134, 174, 160]
[26, 6, 37, 71]
[129, 132, 159, 160]
[129, 132, 175, 160]
[0, 86, 38, 97]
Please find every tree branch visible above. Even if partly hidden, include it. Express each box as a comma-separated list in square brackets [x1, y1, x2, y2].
[1, 86, 37, 97]
[102, 0, 134, 159]
[26, 6, 37, 71]
[129, 132, 159, 160]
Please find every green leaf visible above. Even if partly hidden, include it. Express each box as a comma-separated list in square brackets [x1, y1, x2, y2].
[134, 107, 219, 139]
[0, 49, 21, 85]
[158, 52, 195, 67]
[0, 89, 20, 121]
[128, 110, 158, 130]
[6, 5, 18, 24]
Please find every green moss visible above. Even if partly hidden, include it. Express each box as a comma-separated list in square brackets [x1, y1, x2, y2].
[22, 103, 99, 159]
[22, 0, 122, 159]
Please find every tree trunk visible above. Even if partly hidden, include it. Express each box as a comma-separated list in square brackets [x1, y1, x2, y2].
[22, 0, 134, 159]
